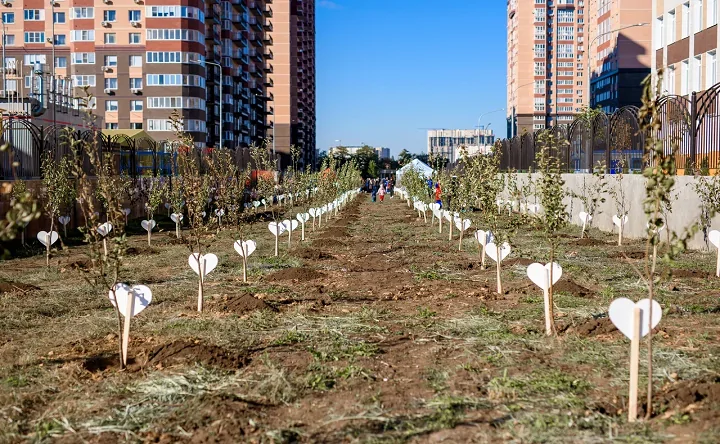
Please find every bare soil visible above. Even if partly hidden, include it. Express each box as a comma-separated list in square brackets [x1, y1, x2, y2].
[1, 196, 719, 442]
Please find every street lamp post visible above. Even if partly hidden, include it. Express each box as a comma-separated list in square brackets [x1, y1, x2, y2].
[49, 1, 58, 129]
[586, 22, 649, 110]
[476, 108, 504, 147]
[194, 60, 222, 149]
[1, 17, 6, 96]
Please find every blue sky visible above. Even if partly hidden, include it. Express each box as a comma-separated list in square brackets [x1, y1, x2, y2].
[316, 0, 508, 158]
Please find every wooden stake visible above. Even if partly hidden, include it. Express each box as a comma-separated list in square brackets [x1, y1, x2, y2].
[439, 215, 442, 234]
[274, 231, 279, 256]
[628, 306, 641, 422]
[301, 221, 305, 241]
[618, 222, 623, 246]
[581, 220, 586, 239]
[480, 244, 486, 270]
[122, 291, 134, 366]
[176, 221, 180, 238]
[197, 258, 205, 312]
[448, 219, 453, 241]
[543, 285, 552, 336]
[242, 247, 248, 283]
[147, 228, 151, 246]
[716, 245, 720, 278]
[45, 233, 50, 267]
[103, 237, 108, 260]
[495, 245, 502, 294]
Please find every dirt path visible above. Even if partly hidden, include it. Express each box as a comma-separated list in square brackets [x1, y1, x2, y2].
[1, 195, 719, 442]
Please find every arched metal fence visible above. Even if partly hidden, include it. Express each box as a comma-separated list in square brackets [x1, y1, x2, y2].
[499, 82, 720, 174]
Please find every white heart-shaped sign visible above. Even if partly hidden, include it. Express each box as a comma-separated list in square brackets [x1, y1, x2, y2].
[578, 212, 592, 224]
[253, 201, 261, 208]
[646, 221, 665, 234]
[709, 230, 720, 249]
[475, 230, 494, 246]
[609, 298, 662, 340]
[430, 202, 441, 212]
[234, 240, 257, 257]
[215, 209, 225, 217]
[164, 203, 171, 209]
[454, 218, 471, 231]
[433, 209, 441, 219]
[261, 199, 267, 205]
[58, 216, 70, 226]
[188, 253, 218, 276]
[108, 283, 152, 318]
[141, 220, 156, 232]
[201, 211, 207, 218]
[122, 208, 131, 216]
[268, 222, 286, 236]
[297, 213, 310, 223]
[37, 231, 59, 247]
[486, 242, 511, 263]
[309, 208, 317, 217]
[612, 214, 628, 227]
[443, 211, 452, 222]
[282, 219, 299, 231]
[171, 213, 184, 224]
[526, 262, 563, 291]
[97, 222, 113, 237]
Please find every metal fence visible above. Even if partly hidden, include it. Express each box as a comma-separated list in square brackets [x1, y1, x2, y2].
[499, 82, 720, 174]
[0, 119, 258, 180]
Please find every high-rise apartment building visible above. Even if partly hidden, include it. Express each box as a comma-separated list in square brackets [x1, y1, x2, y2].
[587, 0, 652, 114]
[267, 0, 316, 169]
[507, 0, 587, 137]
[0, 0, 273, 150]
[652, 0, 720, 96]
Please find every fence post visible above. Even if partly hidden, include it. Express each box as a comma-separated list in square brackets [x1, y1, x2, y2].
[689, 91, 697, 170]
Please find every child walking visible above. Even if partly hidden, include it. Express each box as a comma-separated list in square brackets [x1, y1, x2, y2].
[378, 186, 386, 202]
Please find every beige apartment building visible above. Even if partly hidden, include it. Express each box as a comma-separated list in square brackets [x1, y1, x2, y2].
[427, 129, 495, 163]
[507, 0, 653, 137]
[652, 0, 720, 95]
[267, 0, 316, 169]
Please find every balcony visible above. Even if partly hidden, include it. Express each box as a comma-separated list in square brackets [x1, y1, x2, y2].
[249, 1, 263, 17]
[264, 5, 272, 17]
[249, 16, 263, 32]
[264, 48, 273, 59]
[264, 34, 273, 45]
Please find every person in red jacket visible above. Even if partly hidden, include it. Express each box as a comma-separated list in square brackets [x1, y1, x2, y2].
[435, 183, 442, 209]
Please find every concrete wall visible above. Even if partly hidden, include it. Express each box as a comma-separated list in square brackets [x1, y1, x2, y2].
[508, 173, 720, 250]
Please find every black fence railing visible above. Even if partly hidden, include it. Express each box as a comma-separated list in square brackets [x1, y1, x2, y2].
[498, 82, 720, 174]
[0, 119, 258, 180]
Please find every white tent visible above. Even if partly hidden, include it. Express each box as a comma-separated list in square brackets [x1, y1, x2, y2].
[396, 159, 434, 186]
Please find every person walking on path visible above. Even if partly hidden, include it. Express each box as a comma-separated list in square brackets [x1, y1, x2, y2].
[371, 180, 378, 202]
[435, 183, 442, 209]
[378, 185, 386, 202]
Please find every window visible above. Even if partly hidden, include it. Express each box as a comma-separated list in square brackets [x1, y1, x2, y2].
[130, 78, 143, 88]
[129, 55, 143, 67]
[146, 6, 205, 21]
[557, 26, 574, 41]
[710, 0, 718, 26]
[22, 55, 45, 67]
[54, 35, 66, 45]
[534, 61, 546, 75]
[682, 2, 690, 38]
[105, 78, 118, 90]
[146, 96, 206, 109]
[681, 59, 690, 95]
[147, 119, 175, 131]
[103, 10, 116, 22]
[130, 123, 143, 130]
[72, 75, 96, 87]
[534, 26, 545, 40]
[2, 35, 13, 46]
[72, 7, 94, 19]
[55, 57, 67, 68]
[71, 30, 95, 42]
[534, 8, 546, 21]
[557, 9, 574, 23]
[129, 10, 141, 21]
[24, 32, 44, 44]
[534, 80, 546, 94]
[708, 51, 717, 88]
[104, 33, 116, 44]
[598, 0, 610, 15]
[24, 10, 44, 21]
[145, 51, 205, 64]
[71, 53, 95, 64]
[655, 16, 665, 50]
[667, 65, 676, 94]
[105, 100, 118, 111]
[694, 0, 703, 33]
[130, 100, 143, 111]
[2, 12, 15, 23]
[129, 33, 141, 44]
[667, 10, 676, 44]
[105, 123, 119, 129]
[534, 97, 545, 111]
[146, 74, 205, 87]
[53, 12, 65, 23]
[534, 43, 546, 58]
[104, 55, 118, 67]
[145, 29, 204, 42]
[557, 44, 574, 58]
[693, 56, 702, 91]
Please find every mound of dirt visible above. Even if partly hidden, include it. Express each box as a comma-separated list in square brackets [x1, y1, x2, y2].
[318, 228, 348, 239]
[569, 238, 607, 247]
[68, 259, 92, 272]
[505, 258, 535, 267]
[669, 269, 711, 279]
[265, 267, 326, 282]
[564, 317, 617, 337]
[213, 293, 277, 314]
[313, 239, 346, 248]
[640, 376, 720, 417]
[554, 279, 595, 297]
[125, 246, 158, 256]
[148, 340, 249, 369]
[609, 251, 646, 260]
[0, 280, 40, 293]
[82, 353, 137, 372]
[294, 248, 334, 260]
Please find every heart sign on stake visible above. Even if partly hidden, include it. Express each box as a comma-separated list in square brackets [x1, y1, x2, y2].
[485, 242, 511, 263]
[141, 220, 156, 232]
[122, 208, 131, 217]
[234, 240, 257, 257]
[578, 211, 592, 238]
[171, 213, 184, 224]
[58, 216, 70, 226]
[109, 283, 153, 366]
[37, 231, 59, 247]
[296, 213, 310, 223]
[612, 214, 628, 227]
[97, 222, 113, 237]
[188, 253, 219, 276]
[527, 262, 563, 335]
[709, 230, 720, 277]
[608, 297, 662, 422]
[268, 222, 286, 236]
[454, 218, 471, 232]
